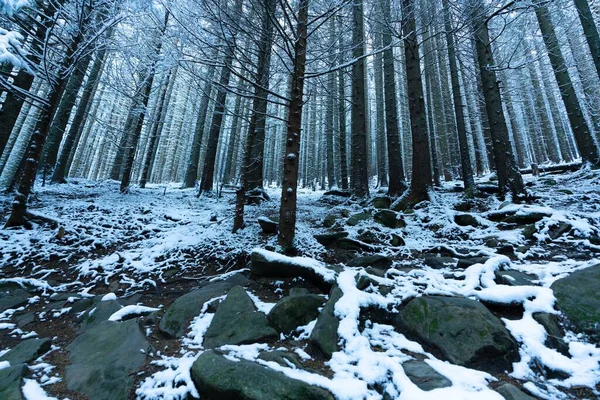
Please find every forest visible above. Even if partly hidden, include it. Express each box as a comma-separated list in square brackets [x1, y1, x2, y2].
[1, 0, 600, 399]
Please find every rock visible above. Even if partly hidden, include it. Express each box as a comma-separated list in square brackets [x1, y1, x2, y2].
[314, 232, 348, 246]
[0, 338, 51, 365]
[159, 281, 234, 338]
[456, 257, 489, 269]
[402, 361, 452, 391]
[323, 214, 338, 228]
[532, 313, 569, 356]
[522, 224, 537, 240]
[66, 319, 148, 400]
[390, 233, 405, 247]
[373, 209, 399, 228]
[257, 217, 278, 234]
[335, 238, 373, 252]
[80, 299, 123, 331]
[289, 288, 310, 296]
[495, 383, 536, 400]
[395, 296, 519, 374]
[495, 270, 535, 287]
[191, 350, 334, 400]
[257, 350, 303, 369]
[346, 212, 371, 226]
[503, 212, 549, 225]
[268, 294, 324, 334]
[550, 264, 600, 338]
[548, 222, 571, 240]
[348, 255, 392, 269]
[323, 189, 351, 198]
[203, 286, 278, 348]
[372, 196, 391, 209]
[357, 230, 380, 244]
[423, 256, 456, 269]
[250, 249, 336, 291]
[310, 287, 343, 359]
[0, 288, 30, 313]
[454, 214, 479, 227]
[0, 364, 26, 400]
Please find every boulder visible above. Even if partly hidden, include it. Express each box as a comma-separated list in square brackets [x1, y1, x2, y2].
[456, 257, 489, 269]
[373, 209, 399, 228]
[323, 214, 338, 228]
[310, 287, 343, 359]
[548, 222, 571, 240]
[335, 238, 373, 252]
[0, 364, 26, 400]
[395, 296, 519, 374]
[402, 361, 452, 391]
[522, 225, 537, 240]
[80, 299, 123, 331]
[372, 196, 391, 209]
[257, 350, 303, 369]
[0, 288, 30, 313]
[551, 264, 600, 339]
[250, 249, 337, 290]
[423, 256, 456, 269]
[257, 217, 278, 234]
[0, 338, 51, 365]
[191, 350, 334, 400]
[495, 271, 535, 287]
[323, 190, 351, 198]
[346, 212, 371, 226]
[348, 255, 392, 269]
[454, 214, 479, 227]
[532, 313, 569, 356]
[203, 286, 278, 348]
[495, 383, 536, 400]
[314, 232, 348, 246]
[268, 294, 324, 334]
[66, 319, 148, 400]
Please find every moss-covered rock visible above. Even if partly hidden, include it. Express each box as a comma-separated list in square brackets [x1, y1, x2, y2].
[268, 294, 324, 334]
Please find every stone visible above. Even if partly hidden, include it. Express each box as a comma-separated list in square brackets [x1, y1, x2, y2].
[323, 214, 338, 228]
[503, 212, 549, 225]
[346, 212, 371, 226]
[548, 222, 571, 240]
[203, 286, 278, 348]
[395, 296, 519, 374]
[390, 233, 405, 247]
[335, 238, 373, 252]
[495, 383, 536, 400]
[159, 281, 234, 338]
[454, 214, 479, 227]
[257, 217, 278, 234]
[268, 294, 324, 334]
[323, 189, 351, 197]
[423, 256, 456, 269]
[250, 249, 336, 291]
[0, 288, 29, 313]
[191, 350, 334, 400]
[0, 338, 51, 365]
[310, 287, 343, 359]
[0, 364, 26, 400]
[532, 313, 569, 356]
[550, 264, 600, 339]
[495, 270, 535, 287]
[66, 319, 148, 400]
[372, 196, 391, 209]
[373, 209, 399, 228]
[402, 360, 452, 391]
[80, 299, 123, 331]
[522, 225, 537, 240]
[348, 255, 393, 269]
[456, 257, 489, 269]
[257, 350, 303, 369]
[314, 232, 348, 246]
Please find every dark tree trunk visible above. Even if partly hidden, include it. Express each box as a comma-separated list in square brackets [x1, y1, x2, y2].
[381, 0, 407, 196]
[278, 0, 309, 250]
[373, 28, 387, 188]
[337, 17, 349, 190]
[443, 0, 475, 193]
[325, 18, 336, 190]
[472, 4, 526, 198]
[350, 0, 369, 198]
[574, 0, 600, 81]
[535, 3, 600, 166]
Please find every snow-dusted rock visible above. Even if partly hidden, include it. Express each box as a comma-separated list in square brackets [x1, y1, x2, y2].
[66, 319, 149, 400]
[402, 360, 452, 391]
[348, 255, 392, 269]
[0, 363, 26, 400]
[395, 296, 519, 374]
[314, 231, 348, 246]
[268, 294, 324, 334]
[372, 196, 391, 209]
[310, 287, 343, 359]
[257, 216, 278, 234]
[494, 383, 536, 400]
[551, 263, 600, 339]
[454, 213, 479, 227]
[191, 350, 335, 400]
[203, 286, 277, 349]
[373, 209, 400, 228]
[346, 212, 371, 226]
[0, 338, 51, 365]
[0, 288, 29, 313]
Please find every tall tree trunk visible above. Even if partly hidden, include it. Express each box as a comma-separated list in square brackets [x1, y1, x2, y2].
[278, 0, 309, 250]
[574, 0, 600, 81]
[350, 0, 369, 198]
[373, 26, 387, 188]
[472, 4, 526, 198]
[51, 46, 108, 183]
[535, 3, 600, 166]
[325, 18, 337, 190]
[381, 0, 407, 196]
[337, 18, 349, 190]
[443, 0, 475, 193]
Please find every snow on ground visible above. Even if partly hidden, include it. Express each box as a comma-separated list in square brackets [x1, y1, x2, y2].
[1, 170, 600, 399]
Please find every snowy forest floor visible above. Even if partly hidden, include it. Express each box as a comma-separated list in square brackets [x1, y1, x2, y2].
[1, 168, 600, 400]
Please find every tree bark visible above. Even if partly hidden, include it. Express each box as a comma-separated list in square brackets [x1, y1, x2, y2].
[574, 0, 600, 82]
